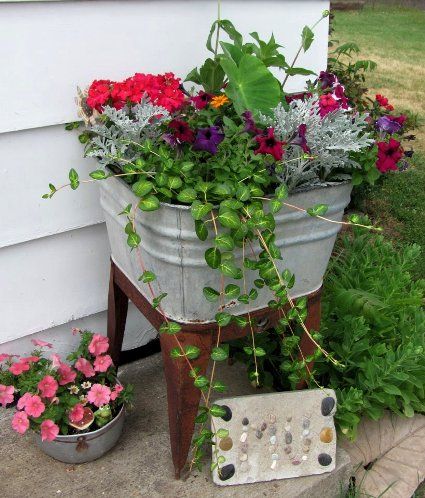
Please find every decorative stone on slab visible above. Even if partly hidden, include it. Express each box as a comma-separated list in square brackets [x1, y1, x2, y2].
[212, 389, 337, 486]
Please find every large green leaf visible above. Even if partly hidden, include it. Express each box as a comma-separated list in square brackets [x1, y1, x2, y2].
[220, 54, 281, 115]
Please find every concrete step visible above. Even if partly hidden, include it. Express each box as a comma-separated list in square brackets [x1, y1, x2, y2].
[0, 353, 352, 498]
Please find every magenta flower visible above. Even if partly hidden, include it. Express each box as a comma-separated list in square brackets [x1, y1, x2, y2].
[94, 354, 113, 373]
[191, 91, 213, 110]
[75, 357, 95, 378]
[57, 363, 77, 385]
[0, 353, 11, 362]
[87, 384, 111, 407]
[88, 334, 109, 356]
[31, 339, 53, 349]
[291, 124, 310, 153]
[40, 419, 59, 442]
[192, 126, 224, 155]
[24, 395, 45, 418]
[38, 375, 59, 399]
[69, 403, 85, 423]
[319, 94, 339, 117]
[0, 384, 14, 407]
[12, 411, 30, 434]
[318, 71, 337, 90]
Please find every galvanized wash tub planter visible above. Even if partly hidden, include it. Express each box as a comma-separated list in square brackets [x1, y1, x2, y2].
[100, 177, 352, 323]
[34, 405, 125, 464]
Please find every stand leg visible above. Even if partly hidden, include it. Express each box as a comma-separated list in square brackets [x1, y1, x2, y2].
[107, 263, 129, 366]
[297, 289, 322, 389]
[160, 330, 213, 479]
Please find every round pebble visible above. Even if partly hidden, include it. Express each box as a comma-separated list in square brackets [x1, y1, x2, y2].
[242, 417, 249, 426]
[269, 414, 276, 423]
[219, 437, 233, 451]
[221, 405, 233, 422]
[286, 416, 292, 422]
[260, 422, 267, 432]
[269, 426, 277, 435]
[270, 435, 277, 445]
[304, 438, 312, 446]
[241, 443, 248, 453]
[285, 432, 293, 444]
[321, 397, 335, 416]
[240, 432, 247, 443]
[292, 459, 301, 466]
[302, 429, 310, 437]
[219, 464, 235, 481]
[284, 425, 291, 432]
[318, 453, 333, 467]
[271, 453, 279, 461]
[302, 418, 310, 429]
[302, 446, 310, 453]
[320, 427, 333, 443]
[239, 453, 248, 462]
[270, 460, 277, 470]
[284, 446, 292, 454]
[302, 455, 308, 461]
[242, 426, 248, 432]
[255, 430, 263, 440]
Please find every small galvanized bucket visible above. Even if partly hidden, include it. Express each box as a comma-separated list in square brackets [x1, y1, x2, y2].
[34, 405, 125, 464]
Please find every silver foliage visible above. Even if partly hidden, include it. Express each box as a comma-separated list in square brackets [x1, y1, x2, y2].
[261, 97, 373, 191]
[85, 101, 169, 167]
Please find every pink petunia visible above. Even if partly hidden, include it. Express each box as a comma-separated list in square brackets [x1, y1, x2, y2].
[40, 419, 59, 442]
[75, 358, 95, 378]
[57, 363, 77, 385]
[50, 353, 62, 369]
[0, 384, 14, 407]
[31, 339, 53, 349]
[0, 353, 11, 362]
[9, 361, 30, 375]
[24, 395, 45, 418]
[93, 355, 113, 373]
[38, 375, 59, 399]
[68, 403, 84, 423]
[87, 384, 111, 407]
[110, 384, 124, 402]
[17, 392, 32, 410]
[88, 334, 109, 356]
[11, 411, 30, 434]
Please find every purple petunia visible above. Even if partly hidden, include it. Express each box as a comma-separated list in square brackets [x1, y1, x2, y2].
[192, 126, 225, 155]
[375, 116, 402, 135]
[242, 111, 261, 135]
[318, 71, 337, 90]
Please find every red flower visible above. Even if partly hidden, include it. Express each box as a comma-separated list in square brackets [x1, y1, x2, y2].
[386, 104, 394, 112]
[376, 94, 389, 107]
[333, 85, 349, 109]
[86, 80, 113, 112]
[191, 91, 213, 110]
[168, 119, 195, 143]
[376, 138, 403, 173]
[254, 128, 285, 161]
[318, 94, 339, 117]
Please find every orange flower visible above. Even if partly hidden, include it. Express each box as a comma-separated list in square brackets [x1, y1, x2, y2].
[210, 94, 230, 108]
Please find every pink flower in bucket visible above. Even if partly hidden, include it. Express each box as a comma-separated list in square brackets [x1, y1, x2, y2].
[40, 420, 59, 442]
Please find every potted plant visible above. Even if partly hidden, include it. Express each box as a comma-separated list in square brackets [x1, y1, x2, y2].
[43, 10, 407, 474]
[0, 330, 133, 464]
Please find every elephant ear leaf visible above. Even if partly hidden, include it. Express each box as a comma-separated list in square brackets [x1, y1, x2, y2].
[220, 54, 281, 116]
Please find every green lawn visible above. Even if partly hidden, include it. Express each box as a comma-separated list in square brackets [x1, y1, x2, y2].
[332, 4, 425, 277]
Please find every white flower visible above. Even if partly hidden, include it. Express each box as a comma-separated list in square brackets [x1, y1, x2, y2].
[68, 385, 79, 394]
[81, 381, 92, 390]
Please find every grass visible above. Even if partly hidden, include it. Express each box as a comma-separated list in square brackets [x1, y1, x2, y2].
[333, 4, 425, 278]
[332, 4, 425, 152]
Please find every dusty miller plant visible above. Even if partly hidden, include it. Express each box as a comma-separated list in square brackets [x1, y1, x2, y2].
[262, 98, 373, 191]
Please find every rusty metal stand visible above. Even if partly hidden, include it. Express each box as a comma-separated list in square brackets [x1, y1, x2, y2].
[107, 259, 322, 479]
